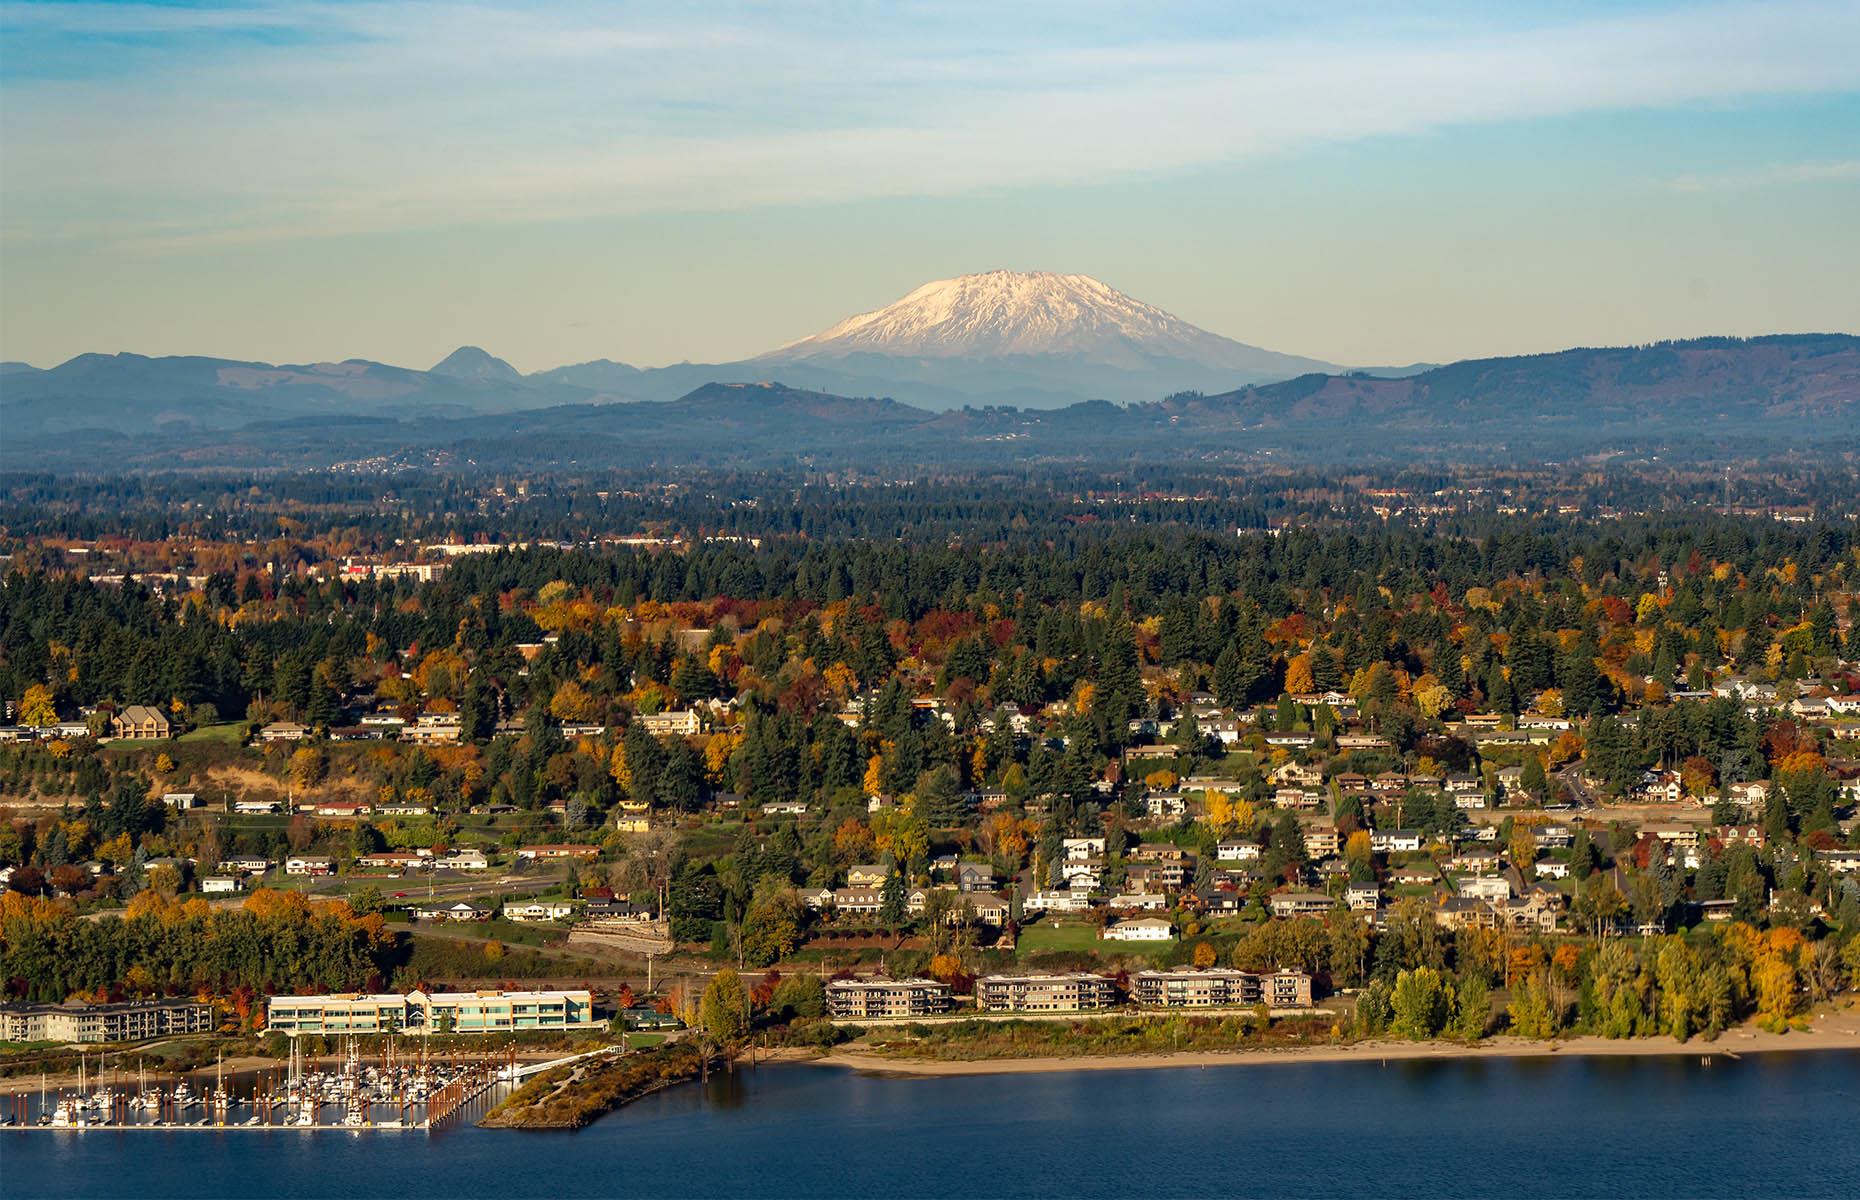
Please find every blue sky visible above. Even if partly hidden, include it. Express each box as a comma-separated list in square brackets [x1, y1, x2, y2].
[2, 0, 1857, 370]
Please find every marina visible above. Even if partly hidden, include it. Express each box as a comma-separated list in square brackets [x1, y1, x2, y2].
[2, 1040, 516, 1132]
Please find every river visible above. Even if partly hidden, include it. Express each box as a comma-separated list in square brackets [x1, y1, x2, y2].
[5, 1051, 1858, 1197]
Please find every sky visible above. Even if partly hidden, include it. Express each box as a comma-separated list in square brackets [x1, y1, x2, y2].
[1, 0, 1857, 372]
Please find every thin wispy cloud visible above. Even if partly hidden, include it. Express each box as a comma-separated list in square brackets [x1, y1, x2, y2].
[1665, 159, 1860, 192]
[3, 0, 1858, 251]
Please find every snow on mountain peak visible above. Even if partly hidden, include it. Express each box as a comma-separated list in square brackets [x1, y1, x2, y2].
[768, 269, 1261, 366]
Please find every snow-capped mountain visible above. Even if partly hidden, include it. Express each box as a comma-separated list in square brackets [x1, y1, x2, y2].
[756, 270, 1332, 405]
[766, 269, 1328, 372]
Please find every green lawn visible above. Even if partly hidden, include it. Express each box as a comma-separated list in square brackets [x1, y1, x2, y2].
[176, 722, 247, 745]
[1014, 921, 1106, 956]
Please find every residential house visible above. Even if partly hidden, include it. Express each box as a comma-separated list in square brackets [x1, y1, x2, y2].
[1534, 825, 1576, 850]
[1126, 861, 1187, 892]
[284, 855, 335, 877]
[963, 892, 1009, 925]
[638, 709, 701, 737]
[1299, 820, 1341, 859]
[357, 851, 429, 871]
[400, 713, 462, 745]
[1370, 829, 1424, 854]
[111, 705, 171, 740]
[1819, 849, 1860, 875]
[1457, 875, 1512, 902]
[1268, 892, 1336, 918]
[516, 844, 601, 862]
[1434, 897, 1500, 931]
[260, 721, 310, 743]
[847, 863, 890, 888]
[955, 862, 998, 893]
[1144, 792, 1188, 820]
[311, 800, 373, 819]
[416, 901, 490, 922]
[503, 901, 580, 923]
[1023, 889, 1093, 913]
[1102, 917, 1175, 941]
[1345, 881, 1380, 912]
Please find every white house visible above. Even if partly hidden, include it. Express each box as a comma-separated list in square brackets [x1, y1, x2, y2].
[1023, 889, 1092, 913]
[503, 901, 580, 923]
[1370, 829, 1425, 853]
[435, 849, 491, 871]
[199, 876, 242, 894]
[1457, 875, 1512, 902]
[1102, 917, 1175, 942]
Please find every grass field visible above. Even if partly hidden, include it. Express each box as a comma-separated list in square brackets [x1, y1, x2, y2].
[1014, 921, 1107, 956]
[176, 722, 247, 745]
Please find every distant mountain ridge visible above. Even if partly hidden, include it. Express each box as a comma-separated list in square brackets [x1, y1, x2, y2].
[0, 271, 1350, 429]
[430, 345, 523, 383]
[7, 334, 1854, 471]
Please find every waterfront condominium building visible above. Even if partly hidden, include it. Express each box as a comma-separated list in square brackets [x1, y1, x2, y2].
[975, 973, 1118, 1013]
[265, 989, 598, 1036]
[1131, 967, 1316, 1009]
[823, 977, 952, 1019]
[0, 998, 216, 1044]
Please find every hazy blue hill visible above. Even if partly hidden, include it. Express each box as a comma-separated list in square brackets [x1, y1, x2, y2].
[5, 335, 1855, 468]
[1190, 334, 1860, 436]
[0, 349, 598, 436]
[430, 345, 524, 383]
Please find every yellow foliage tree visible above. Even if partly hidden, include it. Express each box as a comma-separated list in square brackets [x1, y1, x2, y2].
[549, 681, 598, 722]
[1753, 953, 1798, 1026]
[19, 683, 57, 728]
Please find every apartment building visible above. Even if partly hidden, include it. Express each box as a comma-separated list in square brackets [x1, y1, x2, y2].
[976, 973, 1117, 1013]
[265, 989, 597, 1036]
[823, 977, 952, 1019]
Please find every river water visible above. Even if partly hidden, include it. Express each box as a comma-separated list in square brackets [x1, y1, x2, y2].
[5, 1051, 1858, 1198]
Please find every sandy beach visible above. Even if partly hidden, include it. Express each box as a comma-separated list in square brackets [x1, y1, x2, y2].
[799, 1006, 1860, 1077]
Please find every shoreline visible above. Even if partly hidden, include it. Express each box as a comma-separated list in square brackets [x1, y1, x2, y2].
[794, 1010, 1860, 1078]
